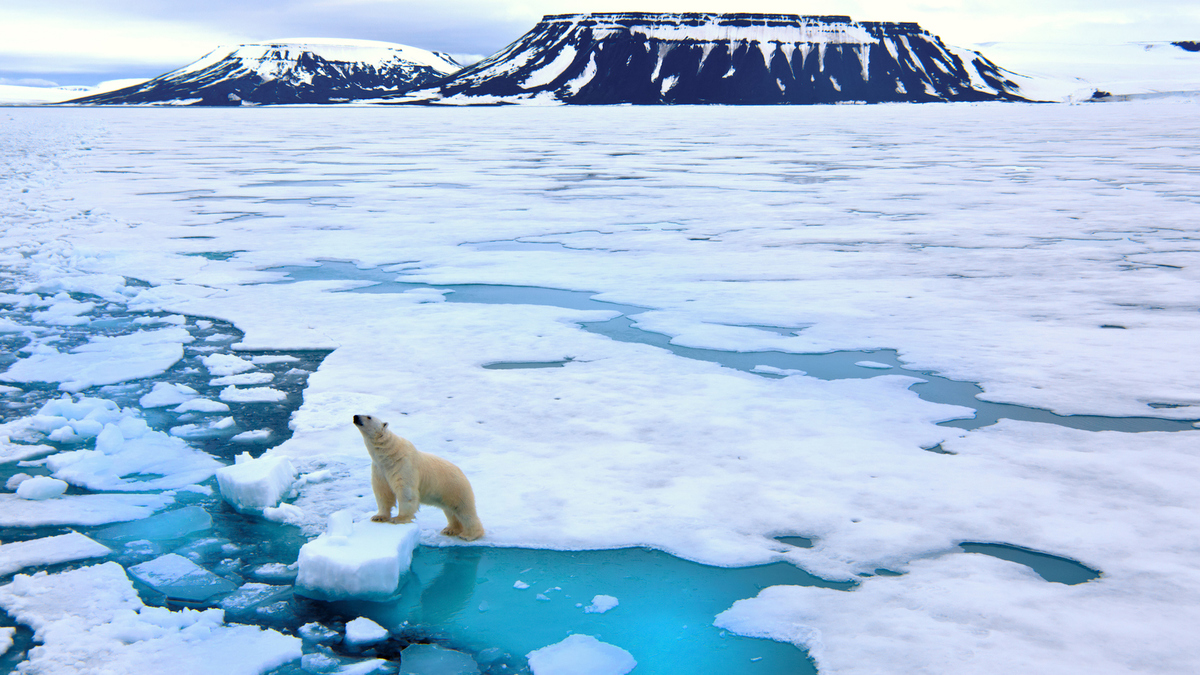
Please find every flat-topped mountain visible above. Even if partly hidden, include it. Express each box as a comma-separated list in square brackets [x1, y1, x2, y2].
[69, 39, 462, 105]
[396, 13, 1026, 105]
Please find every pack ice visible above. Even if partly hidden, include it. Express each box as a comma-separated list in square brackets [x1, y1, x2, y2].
[295, 511, 421, 600]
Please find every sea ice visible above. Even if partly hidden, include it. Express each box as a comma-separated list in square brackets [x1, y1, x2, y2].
[14, 475, 68, 500]
[140, 382, 200, 408]
[201, 353, 255, 376]
[0, 493, 172, 527]
[398, 643, 480, 674]
[343, 616, 389, 647]
[583, 595, 619, 614]
[94, 505, 212, 542]
[0, 626, 13, 655]
[0, 562, 300, 674]
[0, 327, 191, 392]
[526, 635, 636, 675]
[220, 385, 288, 403]
[295, 515, 420, 600]
[0, 532, 111, 576]
[216, 452, 297, 513]
[128, 553, 240, 602]
[4, 472, 32, 490]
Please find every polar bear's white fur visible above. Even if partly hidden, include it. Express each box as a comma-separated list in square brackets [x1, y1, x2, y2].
[352, 414, 484, 541]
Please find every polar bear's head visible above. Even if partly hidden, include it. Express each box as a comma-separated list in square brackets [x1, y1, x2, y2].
[352, 414, 388, 439]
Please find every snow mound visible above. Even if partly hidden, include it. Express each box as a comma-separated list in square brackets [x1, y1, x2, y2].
[15, 475, 68, 500]
[344, 616, 389, 647]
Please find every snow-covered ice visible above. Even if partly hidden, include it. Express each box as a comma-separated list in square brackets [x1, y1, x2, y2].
[343, 616, 389, 647]
[0, 532, 110, 576]
[2, 103, 1200, 673]
[526, 635, 636, 675]
[295, 514, 420, 600]
[0, 562, 300, 675]
[582, 594, 619, 614]
[215, 451, 296, 513]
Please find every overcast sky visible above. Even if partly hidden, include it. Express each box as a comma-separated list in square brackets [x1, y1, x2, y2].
[2, 1, 1198, 86]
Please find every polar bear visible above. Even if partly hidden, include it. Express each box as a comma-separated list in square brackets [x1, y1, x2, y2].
[352, 414, 485, 541]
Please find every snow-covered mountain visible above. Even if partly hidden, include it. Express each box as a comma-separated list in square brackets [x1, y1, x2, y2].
[395, 13, 1025, 105]
[68, 39, 462, 105]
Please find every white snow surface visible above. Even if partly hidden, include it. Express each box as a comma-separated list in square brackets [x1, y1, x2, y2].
[0, 562, 300, 675]
[0, 327, 190, 392]
[0, 532, 111, 576]
[2, 104, 1200, 674]
[14, 475, 68, 500]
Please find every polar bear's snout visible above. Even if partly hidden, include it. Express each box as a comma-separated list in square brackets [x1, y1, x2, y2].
[352, 414, 386, 436]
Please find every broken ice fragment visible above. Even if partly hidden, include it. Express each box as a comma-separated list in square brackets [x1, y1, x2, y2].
[295, 519, 419, 601]
[343, 616, 389, 647]
[216, 452, 296, 513]
[94, 505, 212, 542]
[15, 476, 68, 500]
[0, 532, 111, 576]
[526, 635, 636, 675]
[399, 643, 480, 674]
[127, 553, 239, 602]
[583, 594, 619, 614]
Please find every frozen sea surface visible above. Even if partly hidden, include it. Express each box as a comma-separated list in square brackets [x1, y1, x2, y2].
[2, 103, 1200, 674]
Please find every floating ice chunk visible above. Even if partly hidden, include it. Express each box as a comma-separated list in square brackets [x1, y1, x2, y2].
[299, 621, 340, 644]
[216, 452, 296, 513]
[344, 617, 389, 647]
[399, 644, 480, 674]
[140, 382, 200, 408]
[219, 583, 293, 613]
[0, 493, 172, 527]
[263, 503, 304, 525]
[211, 372, 275, 386]
[0, 327, 191, 392]
[6, 472, 33, 490]
[39, 401, 222, 491]
[232, 429, 272, 443]
[340, 659, 393, 675]
[202, 353, 255, 376]
[15, 475, 68, 500]
[252, 355, 299, 365]
[94, 505, 212, 542]
[526, 635, 636, 675]
[855, 361, 893, 369]
[0, 532, 111, 576]
[295, 518, 420, 601]
[128, 553, 240, 602]
[0, 438, 52, 463]
[583, 594, 619, 614]
[752, 365, 807, 377]
[0, 626, 13, 655]
[302, 652, 340, 672]
[170, 417, 236, 439]
[33, 293, 95, 325]
[0, 561, 300, 674]
[252, 562, 298, 582]
[0, 384, 21, 394]
[513, 580, 530, 589]
[173, 398, 231, 413]
[220, 385, 288, 403]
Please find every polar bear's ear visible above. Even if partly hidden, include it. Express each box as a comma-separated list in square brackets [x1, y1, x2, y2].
[382, 422, 389, 430]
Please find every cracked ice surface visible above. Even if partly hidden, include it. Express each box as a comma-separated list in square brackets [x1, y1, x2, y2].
[2, 104, 1200, 674]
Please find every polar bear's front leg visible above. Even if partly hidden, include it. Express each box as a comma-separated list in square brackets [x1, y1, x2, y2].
[370, 464, 396, 522]
[390, 484, 419, 524]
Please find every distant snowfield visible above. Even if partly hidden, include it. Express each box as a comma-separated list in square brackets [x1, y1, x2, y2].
[2, 103, 1200, 674]
[0, 79, 147, 105]
[982, 41, 1200, 101]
